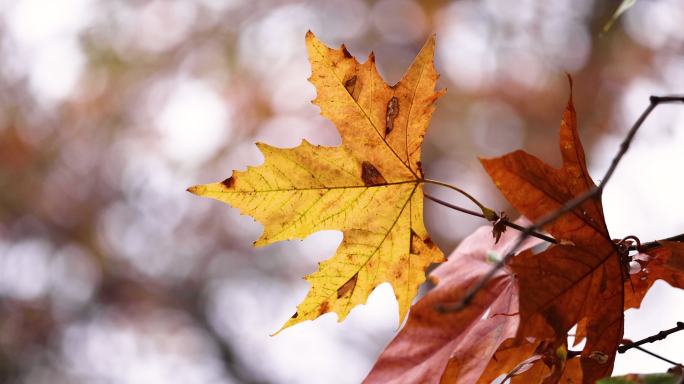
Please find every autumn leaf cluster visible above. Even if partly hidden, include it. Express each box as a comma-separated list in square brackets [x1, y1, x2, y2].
[188, 32, 684, 383]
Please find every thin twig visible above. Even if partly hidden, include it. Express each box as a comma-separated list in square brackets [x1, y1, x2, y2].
[630, 346, 681, 366]
[618, 322, 684, 354]
[424, 194, 557, 244]
[424, 193, 484, 218]
[449, 95, 684, 311]
[423, 178, 498, 220]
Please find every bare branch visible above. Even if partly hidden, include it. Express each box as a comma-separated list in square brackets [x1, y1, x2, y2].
[618, 322, 684, 354]
[629, 345, 681, 367]
[424, 193, 485, 219]
[450, 95, 684, 311]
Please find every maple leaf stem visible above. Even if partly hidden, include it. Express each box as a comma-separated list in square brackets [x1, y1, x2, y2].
[424, 193, 557, 244]
[423, 178, 498, 220]
[424, 193, 485, 218]
[450, 95, 684, 312]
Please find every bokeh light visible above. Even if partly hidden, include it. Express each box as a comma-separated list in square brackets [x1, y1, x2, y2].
[1, 0, 683, 382]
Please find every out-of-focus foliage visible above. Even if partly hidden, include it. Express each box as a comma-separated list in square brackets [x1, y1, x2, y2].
[1, 0, 684, 383]
[603, 0, 638, 32]
[598, 373, 682, 384]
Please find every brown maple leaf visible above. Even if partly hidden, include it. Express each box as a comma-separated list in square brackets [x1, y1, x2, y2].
[481, 81, 624, 383]
[364, 220, 541, 384]
[488, 340, 586, 383]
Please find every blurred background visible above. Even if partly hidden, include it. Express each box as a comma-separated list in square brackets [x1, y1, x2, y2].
[1, 0, 684, 382]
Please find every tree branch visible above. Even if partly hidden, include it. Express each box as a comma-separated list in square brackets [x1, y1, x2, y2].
[618, 322, 684, 354]
[629, 345, 681, 367]
[424, 194, 557, 245]
[449, 95, 684, 312]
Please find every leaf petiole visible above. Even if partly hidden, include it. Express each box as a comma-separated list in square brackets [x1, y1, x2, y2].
[422, 178, 498, 221]
[424, 194, 557, 245]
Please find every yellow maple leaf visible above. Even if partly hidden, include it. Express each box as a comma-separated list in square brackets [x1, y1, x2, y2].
[188, 31, 445, 332]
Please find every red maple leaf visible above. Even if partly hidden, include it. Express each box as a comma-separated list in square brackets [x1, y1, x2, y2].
[481, 81, 623, 383]
[365, 221, 541, 383]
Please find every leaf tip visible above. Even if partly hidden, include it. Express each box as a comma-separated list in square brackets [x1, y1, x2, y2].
[418, 33, 437, 58]
[477, 156, 491, 166]
[186, 185, 204, 195]
[253, 234, 272, 248]
[304, 30, 319, 52]
[340, 43, 352, 58]
[427, 33, 437, 45]
[255, 141, 272, 154]
[270, 312, 301, 336]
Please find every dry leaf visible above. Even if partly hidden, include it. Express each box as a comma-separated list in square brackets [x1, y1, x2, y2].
[481, 79, 623, 383]
[188, 31, 444, 332]
[365, 220, 541, 384]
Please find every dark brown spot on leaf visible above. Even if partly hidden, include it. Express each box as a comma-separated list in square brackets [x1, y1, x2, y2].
[291, 312, 299, 319]
[361, 161, 387, 186]
[341, 44, 352, 58]
[424, 237, 435, 248]
[318, 301, 330, 316]
[385, 96, 399, 136]
[410, 229, 419, 254]
[416, 161, 423, 178]
[222, 176, 235, 189]
[344, 75, 357, 96]
[337, 274, 358, 299]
